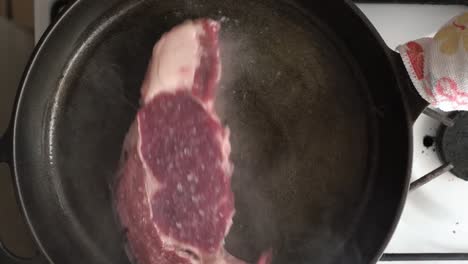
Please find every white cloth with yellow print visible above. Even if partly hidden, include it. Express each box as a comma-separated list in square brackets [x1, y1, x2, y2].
[397, 12, 468, 111]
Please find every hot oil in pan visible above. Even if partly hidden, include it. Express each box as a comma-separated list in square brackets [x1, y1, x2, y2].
[49, 0, 374, 263]
[215, 2, 373, 263]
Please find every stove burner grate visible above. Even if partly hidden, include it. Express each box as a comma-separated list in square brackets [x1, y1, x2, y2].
[437, 111, 468, 181]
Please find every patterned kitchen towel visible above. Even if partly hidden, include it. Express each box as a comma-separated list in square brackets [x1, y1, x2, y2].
[397, 12, 468, 111]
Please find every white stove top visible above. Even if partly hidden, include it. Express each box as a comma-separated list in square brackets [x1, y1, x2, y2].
[355, 4, 468, 264]
[383, 111, 468, 264]
[32, 1, 468, 263]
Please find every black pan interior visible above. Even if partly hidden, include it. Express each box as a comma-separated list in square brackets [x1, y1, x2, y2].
[13, 0, 410, 263]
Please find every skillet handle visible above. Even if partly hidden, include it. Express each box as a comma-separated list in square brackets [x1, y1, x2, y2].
[0, 130, 48, 264]
[388, 49, 429, 123]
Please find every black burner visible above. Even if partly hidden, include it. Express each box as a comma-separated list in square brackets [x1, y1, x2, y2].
[437, 111, 468, 181]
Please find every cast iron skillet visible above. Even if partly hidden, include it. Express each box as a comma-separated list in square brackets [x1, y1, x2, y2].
[0, 0, 428, 263]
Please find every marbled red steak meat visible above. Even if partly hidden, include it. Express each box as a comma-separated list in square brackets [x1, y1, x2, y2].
[115, 19, 270, 264]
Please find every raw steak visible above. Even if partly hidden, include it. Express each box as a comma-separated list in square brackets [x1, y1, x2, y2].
[115, 19, 271, 264]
